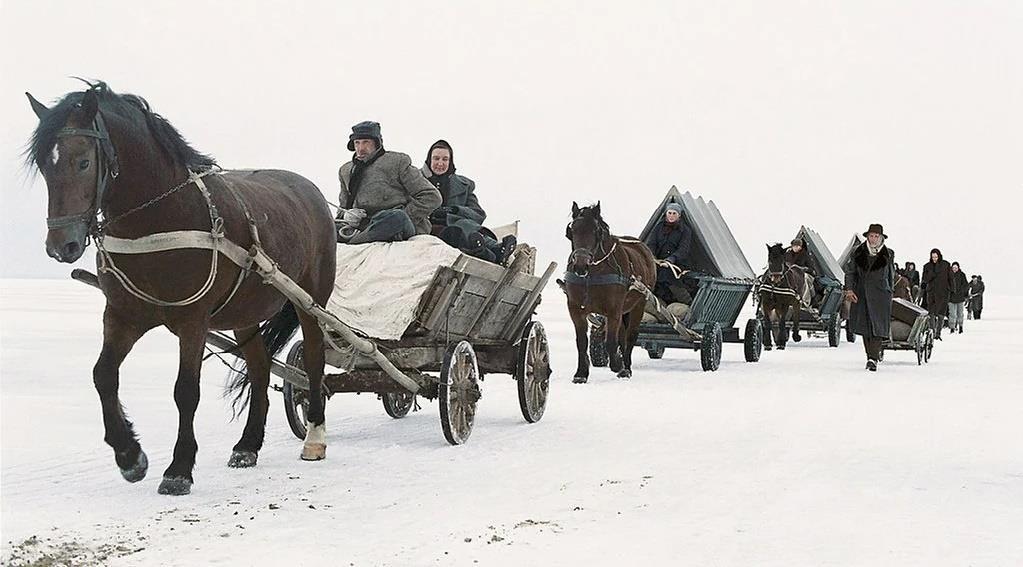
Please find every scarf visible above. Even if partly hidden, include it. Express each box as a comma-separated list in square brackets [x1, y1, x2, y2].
[346, 148, 384, 208]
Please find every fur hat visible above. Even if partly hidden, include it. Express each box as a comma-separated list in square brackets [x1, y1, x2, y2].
[347, 121, 382, 152]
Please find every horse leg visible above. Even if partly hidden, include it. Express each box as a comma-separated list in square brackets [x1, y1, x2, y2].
[227, 325, 270, 468]
[776, 307, 788, 350]
[297, 310, 328, 461]
[618, 306, 643, 379]
[761, 305, 774, 350]
[158, 321, 208, 495]
[791, 297, 803, 343]
[94, 308, 154, 483]
[605, 312, 623, 374]
[569, 304, 590, 383]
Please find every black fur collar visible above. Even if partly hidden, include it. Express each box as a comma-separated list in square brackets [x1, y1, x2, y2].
[853, 243, 890, 272]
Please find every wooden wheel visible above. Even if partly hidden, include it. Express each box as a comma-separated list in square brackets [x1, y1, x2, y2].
[516, 322, 551, 423]
[744, 318, 762, 362]
[645, 344, 665, 359]
[588, 316, 608, 367]
[439, 341, 481, 445]
[700, 322, 723, 372]
[382, 391, 415, 418]
[282, 341, 325, 441]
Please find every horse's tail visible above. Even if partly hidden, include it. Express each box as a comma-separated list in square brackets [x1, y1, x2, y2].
[225, 302, 301, 417]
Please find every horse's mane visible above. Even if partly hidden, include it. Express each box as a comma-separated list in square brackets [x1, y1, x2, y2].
[26, 81, 216, 171]
[578, 205, 611, 235]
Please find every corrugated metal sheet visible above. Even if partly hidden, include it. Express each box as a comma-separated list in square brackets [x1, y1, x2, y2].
[796, 226, 845, 280]
[638, 187, 755, 280]
[836, 233, 863, 273]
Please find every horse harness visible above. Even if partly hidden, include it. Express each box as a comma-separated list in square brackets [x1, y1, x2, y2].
[564, 226, 638, 307]
[51, 113, 264, 316]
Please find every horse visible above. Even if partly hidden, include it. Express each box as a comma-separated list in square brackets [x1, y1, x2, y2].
[757, 243, 808, 350]
[25, 81, 336, 495]
[564, 202, 656, 381]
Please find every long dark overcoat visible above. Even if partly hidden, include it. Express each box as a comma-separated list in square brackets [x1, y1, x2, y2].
[844, 243, 895, 338]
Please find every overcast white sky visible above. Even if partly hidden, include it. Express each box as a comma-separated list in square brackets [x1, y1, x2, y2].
[2, 1, 1020, 291]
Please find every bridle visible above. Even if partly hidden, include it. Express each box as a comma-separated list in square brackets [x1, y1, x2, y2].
[45, 111, 120, 237]
[568, 220, 617, 278]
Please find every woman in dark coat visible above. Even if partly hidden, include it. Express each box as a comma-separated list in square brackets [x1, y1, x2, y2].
[844, 224, 895, 371]
[643, 203, 694, 305]
[423, 140, 515, 264]
[921, 248, 952, 338]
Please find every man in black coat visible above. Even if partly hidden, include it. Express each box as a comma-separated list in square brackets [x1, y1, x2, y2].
[643, 203, 694, 305]
[968, 275, 985, 319]
[921, 248, 952, 339]
[843, 223, 895, 371]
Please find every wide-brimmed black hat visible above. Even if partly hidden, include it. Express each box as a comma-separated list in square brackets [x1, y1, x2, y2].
[862, 223, 887, 238]
[347, 121, 382, 151]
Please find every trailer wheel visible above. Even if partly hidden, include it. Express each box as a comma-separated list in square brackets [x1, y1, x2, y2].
[743, 318, 762, 362]
[645, 344, 665, 359]
[439, 340, 481, 445]
[828, 317, 841, 347]
[382, 392, 415, 418]
[700, 322, 723, 372]
[516, 321, 551, 423]
[282, 341, 325, 441]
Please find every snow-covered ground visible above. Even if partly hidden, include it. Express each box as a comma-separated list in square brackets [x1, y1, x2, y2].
[2, 279, 1021, 566]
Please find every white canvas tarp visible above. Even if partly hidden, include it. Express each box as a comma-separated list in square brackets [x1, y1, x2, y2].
[325, 236, 463, 340]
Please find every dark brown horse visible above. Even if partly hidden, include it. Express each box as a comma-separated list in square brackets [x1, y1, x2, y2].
[758, 243, 807, 350]
[25, 82, 336, 495]
[564, 202, 655, 381]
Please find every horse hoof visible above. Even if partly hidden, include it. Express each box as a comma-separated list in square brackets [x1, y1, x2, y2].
[616, 369, 632, 379]
[572, 375, 588, 384]
[764, 345, 773, 351]
[793, 334, 802, 342]
[157, 476, 192, 496]
[609, 362, 623, 373]
[227, 450, 258, 468]
[301, 444, 326, 461]
[777, 345, 786, 350]
[118, 449, 148, 483]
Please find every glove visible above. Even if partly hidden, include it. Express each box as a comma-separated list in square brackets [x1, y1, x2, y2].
[430, 206, 453, 224]
[336, 208, 367, 240]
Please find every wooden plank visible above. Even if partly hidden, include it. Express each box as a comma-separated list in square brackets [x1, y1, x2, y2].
[465, 251, 535, 339]
[501, 261, 558, 341]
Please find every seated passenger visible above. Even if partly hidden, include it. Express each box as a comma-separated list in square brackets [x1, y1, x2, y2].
[785, 237, 823, 304]
[423, 139, 516, 265]
[336, 121, 441, 244]
[643, 203, 695, 306]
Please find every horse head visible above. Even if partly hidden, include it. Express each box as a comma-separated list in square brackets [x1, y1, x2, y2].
[26, 85, 114, 263]
[766, 243, 786, 284]
[567, 201, 607, 277]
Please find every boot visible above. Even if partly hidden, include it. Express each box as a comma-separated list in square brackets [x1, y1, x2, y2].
[866, 359, 877, 372]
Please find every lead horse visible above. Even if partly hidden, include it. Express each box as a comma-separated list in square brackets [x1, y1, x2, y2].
[25, 82, 336, 495]
[564, 202, 655, 381]
[758, 243, 808, 350]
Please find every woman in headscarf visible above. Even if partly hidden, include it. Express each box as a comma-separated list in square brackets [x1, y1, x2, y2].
[921, 248, 952, 339]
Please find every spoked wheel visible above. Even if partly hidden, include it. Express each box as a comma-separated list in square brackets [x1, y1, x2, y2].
[916, 341, 924, 365]
[743, 318, 762, 362]
[828, 318, 841, 347]
[924, 328, 934, 363]
[588, 315, 608, 367]
[439, 340, 481, 446]
[282, 341, 326, 441]
[845, 322, 856, 343]
[700, 321, 723, 372]
[382, 391, 415, 418]
[646, 344, 665, 359]
[516, 321, 551, 423]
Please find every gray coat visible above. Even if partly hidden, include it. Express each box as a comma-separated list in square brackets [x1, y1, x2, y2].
[844, 243, 895, 338]
[339, 151, 441, 235]
[423, 166, 487, 238]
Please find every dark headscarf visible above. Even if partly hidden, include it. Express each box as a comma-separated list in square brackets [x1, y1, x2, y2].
[930, 248, 943, 263]
[425, 139, 457, 202]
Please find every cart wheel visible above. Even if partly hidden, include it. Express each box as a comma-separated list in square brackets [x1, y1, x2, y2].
[700, 322, 723, 372]
[589, 322, 608, 367]
[916, 342, 924, 365]
[924, 328, 934, 363]
[439, 340, 481, 445]
[282, 341, 325, 441]
[845, 323, 856, 343]
[516, 321, 551, 423]
[878, 348, 885, 362]
[382, 392, 415, 418]
[743, 318, 762, 363]
[828, 318, 841, 347]
[645, 344, 665, 359]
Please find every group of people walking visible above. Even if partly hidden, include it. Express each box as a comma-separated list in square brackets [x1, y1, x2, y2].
[844, 225, 986, 371]
[333, 121, 516, 264]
